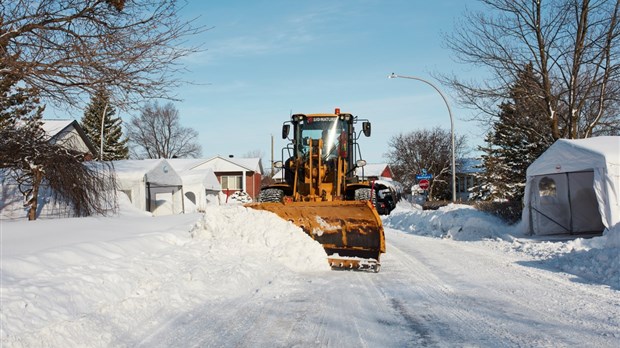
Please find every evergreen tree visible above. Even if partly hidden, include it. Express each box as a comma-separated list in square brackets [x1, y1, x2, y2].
[81, 89, 129, 161]
[476, 64, 554, 201]
[0, 65, 44, 132]
[471, 132, 506, 200]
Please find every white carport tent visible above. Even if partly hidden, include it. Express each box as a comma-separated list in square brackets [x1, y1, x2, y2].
[112, 159, 184, 216]
[167, 159, 222, 212]
[522, 136, 620, 235]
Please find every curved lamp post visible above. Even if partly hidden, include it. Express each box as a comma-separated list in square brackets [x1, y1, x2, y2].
[388, 73, 456, 202]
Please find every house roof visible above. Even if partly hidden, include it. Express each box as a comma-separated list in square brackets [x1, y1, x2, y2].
[457, 158, 484, 174]
[41, 119, 98, 156]
[192, 156, 263, 174]
[41, 119, 74, 137]
[356, 163, 391, 178]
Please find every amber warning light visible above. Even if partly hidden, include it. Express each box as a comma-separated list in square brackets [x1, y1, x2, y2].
[335, 108, 340, 114]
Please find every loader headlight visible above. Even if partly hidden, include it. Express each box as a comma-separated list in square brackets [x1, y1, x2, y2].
[356, 159, 367, 168]
[292, 114, 306, 122]
[274, 161, 283, 168]
[339, 113, 352, 121]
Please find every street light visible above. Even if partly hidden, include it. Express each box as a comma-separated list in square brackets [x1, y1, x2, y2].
[100, 102, 108, 161]
[388, 73, 457, 202]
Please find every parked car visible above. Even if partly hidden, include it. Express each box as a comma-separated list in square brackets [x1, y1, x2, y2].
[373, 179, 402, 215]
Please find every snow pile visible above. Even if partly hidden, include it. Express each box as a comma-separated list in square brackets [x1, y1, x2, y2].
[384, 201, 512, 241]
[226, 191, 253, 203]
[505, 223, 620, 288]
[604, 222, 620, 248]
[191, 205, 330, 273]
[548, 245, 619, 288]
[385, 201, 619, 289]
[0, 205, 328, 347]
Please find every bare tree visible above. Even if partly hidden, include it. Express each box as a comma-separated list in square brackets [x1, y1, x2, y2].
[126, 101, 202, 159]
[242, 150, 264, 159]
[385, 128, 468, 201]
[443, 0, 620, 139]
[0, 0, 205, 109]
[0, 115, 117, 220]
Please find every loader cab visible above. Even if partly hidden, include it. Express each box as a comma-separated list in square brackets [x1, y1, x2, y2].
[281, 110, 372, 185]
[287, 113, 353, 162]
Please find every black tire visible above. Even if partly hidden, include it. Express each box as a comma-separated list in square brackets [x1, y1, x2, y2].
[258, 188, 284, 203]
[354, 188, 371, 200]
[354, 188, 377, 207]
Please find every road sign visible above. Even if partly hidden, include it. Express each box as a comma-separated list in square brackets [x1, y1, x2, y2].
[418, 179, 430, 190]
[416, 173, 433, 180]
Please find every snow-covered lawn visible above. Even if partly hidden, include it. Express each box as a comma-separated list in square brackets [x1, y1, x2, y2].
[1, 200, 618, 347]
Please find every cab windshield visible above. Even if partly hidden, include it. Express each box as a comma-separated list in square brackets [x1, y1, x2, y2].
[296, 116, 349, 160]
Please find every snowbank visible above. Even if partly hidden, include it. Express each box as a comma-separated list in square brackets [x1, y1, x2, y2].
[0, 205, 328, 347]
[384, 202, 620, 289]
[383, 201, 513, 241]
[191, 205, 329, 273]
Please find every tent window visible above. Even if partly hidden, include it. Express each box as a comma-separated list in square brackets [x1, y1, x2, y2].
[539, 177, 556, 197]
[185, 191, 196, 205]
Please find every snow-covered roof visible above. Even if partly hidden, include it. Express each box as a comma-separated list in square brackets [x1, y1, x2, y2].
[167, 159, 221, 190]
[226, 157, 263, 174]
[457, 158, 484, 174]
[166, 158, 210, 172]
[40, 119, 98, 155]
[356, 163, 390, 178]
[527, 136, 620, 176]
[193, 156, 263, 174]
[41, 119, 74, 138]
[563, 136, 620, 164]
[112, 159, 182, 186]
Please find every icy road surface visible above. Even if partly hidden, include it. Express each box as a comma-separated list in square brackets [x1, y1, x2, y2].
[136, 229, 620, 347]
[2, 205, 619, 347]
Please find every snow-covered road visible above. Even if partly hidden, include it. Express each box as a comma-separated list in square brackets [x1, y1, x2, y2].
[135, 229, 620, 347]
[2, 205, 619, 347]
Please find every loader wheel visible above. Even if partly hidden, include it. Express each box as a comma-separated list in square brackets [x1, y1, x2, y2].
[258, 188, 284, 203]
[354, 188, 377, 207]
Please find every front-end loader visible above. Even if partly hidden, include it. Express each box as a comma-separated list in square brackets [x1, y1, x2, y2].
[246, 109, 385, 271]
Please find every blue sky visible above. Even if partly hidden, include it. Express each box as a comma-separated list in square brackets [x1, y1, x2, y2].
[71, 1, 492, 166]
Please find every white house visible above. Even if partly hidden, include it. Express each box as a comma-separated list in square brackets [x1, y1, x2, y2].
[112, 159, 184, 216]
[191, 156, 263, 201]
[456, 158, 484, 202]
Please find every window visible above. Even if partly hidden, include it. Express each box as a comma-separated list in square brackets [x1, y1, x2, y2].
[221, 175, 242, 190]
[538, 177, 556, 197]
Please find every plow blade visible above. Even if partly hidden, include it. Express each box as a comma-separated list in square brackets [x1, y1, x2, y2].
[246, 200, 385, 271]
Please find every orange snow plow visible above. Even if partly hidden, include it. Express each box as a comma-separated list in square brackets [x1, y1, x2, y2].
[246, 109, 386, 272]
[247, 200, 385, 271]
